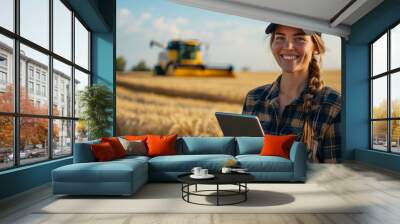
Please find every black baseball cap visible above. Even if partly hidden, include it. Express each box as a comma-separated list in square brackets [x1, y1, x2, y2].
[265, 23, 321, 36]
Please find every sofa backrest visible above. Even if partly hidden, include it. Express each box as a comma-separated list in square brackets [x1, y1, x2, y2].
[235, 137, 264, 155]
[177, 137, 235, 155]
[73, 139, 101, 163]
[74, 136, 266, 162]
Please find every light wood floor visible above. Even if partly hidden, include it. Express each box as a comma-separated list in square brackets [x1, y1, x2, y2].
[1, 162, 400, 224]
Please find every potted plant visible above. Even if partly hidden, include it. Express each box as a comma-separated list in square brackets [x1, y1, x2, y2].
[79, 84, 113, 140]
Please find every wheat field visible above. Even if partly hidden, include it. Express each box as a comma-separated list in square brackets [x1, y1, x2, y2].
[116, 71, 340, 136]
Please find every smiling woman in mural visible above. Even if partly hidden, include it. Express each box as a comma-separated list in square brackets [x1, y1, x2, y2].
[242, 24, 341, 163]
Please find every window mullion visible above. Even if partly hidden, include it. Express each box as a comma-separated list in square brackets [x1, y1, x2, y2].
[14, 0, 20, 167]
[71, 10, 76, 155]
[370, 45, 373, 150]
[388, 30, 391, 153]
[48, 0, 53, 160]
[88, 31, 91, 75]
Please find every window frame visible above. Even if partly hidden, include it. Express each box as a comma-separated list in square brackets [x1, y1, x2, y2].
[0, 0, 92, 171]
[370, 21, 400, 154]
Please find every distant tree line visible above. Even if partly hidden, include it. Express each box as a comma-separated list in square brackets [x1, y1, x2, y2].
[373, 99, 400, 143]
[116, 56, 151, 72]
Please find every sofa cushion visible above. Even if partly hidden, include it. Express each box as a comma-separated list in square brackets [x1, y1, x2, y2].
[235, 137, 264, 155]
[115, 155, 150, 163]
[236, 155, 293, 172]
[73, 139, 100, 163]
[178, 137, 235, 155]
[52, 159, 147, 183]
[149, 154, 235, 172]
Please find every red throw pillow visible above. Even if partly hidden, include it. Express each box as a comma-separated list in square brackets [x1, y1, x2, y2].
[260, 134, 296, 159]
[146, 134, 177, 157]
[101, 137, 126, 158]
[91, 142, 117, 161]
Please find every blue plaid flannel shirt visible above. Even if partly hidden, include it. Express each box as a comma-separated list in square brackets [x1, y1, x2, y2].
[242, 76, 341, 163]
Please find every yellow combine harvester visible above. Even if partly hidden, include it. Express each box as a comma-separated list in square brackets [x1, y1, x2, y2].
[149, 39, 234, 77]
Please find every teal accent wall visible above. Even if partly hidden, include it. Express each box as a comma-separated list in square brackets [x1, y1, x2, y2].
[344, 0, 400, 171]
[91, 32, 115, 136]
[91, 0, 116, 136]
[355, 149, 400, 172]
[68, 0, 116, 134]
[0, 0, 116, 200]
[342, 44, 369, 159]
[0, 158, 72, 199]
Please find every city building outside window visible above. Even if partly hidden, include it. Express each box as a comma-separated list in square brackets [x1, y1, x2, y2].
[28, 81, 34, 94]
[28, 67, 34, 80]
[54, 89, 58, 102]
[41, 73, 46, 83]
[36, 83, 40, 95]
[35, 70, 40, 81]
[0, 54, 7, 87]
[0, 71, 7, 85]
[0, 54, 7, 67]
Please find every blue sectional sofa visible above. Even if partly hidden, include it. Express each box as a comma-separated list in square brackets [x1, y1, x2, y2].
[52, 137, 307, 196]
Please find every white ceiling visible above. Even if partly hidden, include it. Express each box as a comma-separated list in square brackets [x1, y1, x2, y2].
[170, 0, 384, 39]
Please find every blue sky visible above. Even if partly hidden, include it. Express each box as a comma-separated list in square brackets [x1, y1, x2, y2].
[117, 0, 341, 72]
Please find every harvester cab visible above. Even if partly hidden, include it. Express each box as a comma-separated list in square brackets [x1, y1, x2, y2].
[149, 39, 234, 77]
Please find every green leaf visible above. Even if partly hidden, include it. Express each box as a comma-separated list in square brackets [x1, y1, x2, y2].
[79, 84, 113, 140]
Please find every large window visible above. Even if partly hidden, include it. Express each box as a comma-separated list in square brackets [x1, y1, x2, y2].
[370, 23, 400, 153]
[0, 0, 91, 170]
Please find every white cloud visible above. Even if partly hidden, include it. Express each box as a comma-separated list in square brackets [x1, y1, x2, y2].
[175, 17, 189, 25]
[117, 8, 152, 33]
[151, 16, 195, 39]
[140, 12, 151, 21]
[119, 8, 130, 17]
[202, 23, 278, 71]
[321, 34, 341, 69]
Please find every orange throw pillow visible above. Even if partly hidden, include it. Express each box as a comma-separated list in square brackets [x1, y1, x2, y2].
[91, 142, 117, 161]
[124, 135, 148, 141]
[146, 134, 177, 157]
[101, 137, 127, 158]
[260, 134, 296, 159]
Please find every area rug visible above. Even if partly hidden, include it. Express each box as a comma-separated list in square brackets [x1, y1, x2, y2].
[37, 183, 362, 214]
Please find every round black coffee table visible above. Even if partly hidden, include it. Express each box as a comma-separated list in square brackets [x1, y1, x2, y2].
[177, 173, 255, 206]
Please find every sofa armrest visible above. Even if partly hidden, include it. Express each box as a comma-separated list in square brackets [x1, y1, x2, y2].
[289, 141, 307, 181]
[73, 140, 100, 163]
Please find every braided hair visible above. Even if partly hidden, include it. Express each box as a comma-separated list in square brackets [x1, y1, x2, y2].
[270, 32, 326, 161]
[303, 35, 326, 112]
[302, 35, 326, 161]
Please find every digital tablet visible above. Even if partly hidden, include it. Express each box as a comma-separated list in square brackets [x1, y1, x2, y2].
[215, 112, 265, 137]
